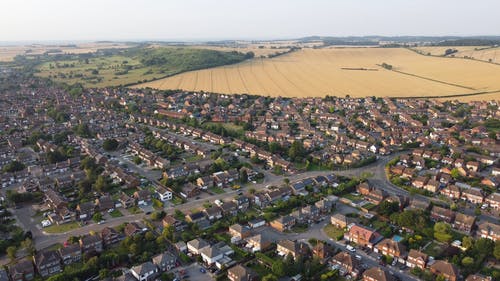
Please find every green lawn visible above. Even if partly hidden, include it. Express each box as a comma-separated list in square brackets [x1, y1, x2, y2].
[292, 224, 309, 233]
[44, 222, 80, 234]
[171, 196, 184, 205]
[324, 224, 345, 241]
[209, 186, 225, 194]
[109, 209, 123, 218]
[343, 193, 363, 201]
[423, 241, 446, 258]
[128, 206, 143, 214]
[184, 155, 203, 162]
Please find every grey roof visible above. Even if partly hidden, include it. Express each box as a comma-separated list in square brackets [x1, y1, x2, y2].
[131, 261, 157, 275]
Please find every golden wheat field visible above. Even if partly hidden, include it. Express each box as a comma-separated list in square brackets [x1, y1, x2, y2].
[136, 47, 500, 98]
[413, 46, 500, 64]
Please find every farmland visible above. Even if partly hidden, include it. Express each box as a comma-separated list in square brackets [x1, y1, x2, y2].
[0, 42, 134, 62]
[412, 46, 500, 64]
[33, 47, 253, 87]
[136, 47, 500, 98]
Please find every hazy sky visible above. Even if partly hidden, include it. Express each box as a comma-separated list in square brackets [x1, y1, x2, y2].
[1, 0, 499, 42]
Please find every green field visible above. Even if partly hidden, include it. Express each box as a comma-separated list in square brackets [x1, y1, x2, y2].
[34, 46, 253, 87]
[44, 222, 80, 234]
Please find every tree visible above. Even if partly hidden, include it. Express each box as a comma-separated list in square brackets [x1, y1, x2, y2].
[6, 246, 17, 261]
[239, 169, 248, 184]
[434, 222, 452, 243]
[461, 256, 474, 267]
[378, 201, 399, 216]
[21, 238, 35, 256]
[94, 175, 110, 193]
[2, 160, 26, 173]
[462, 236, 474, 250]
[103, 138, 119, 151]
[494, 240, 500, 260]
[272, 260, 286, 277]
[92, 212, 103, 223]
[288, 140, 306, 161]
[473, 238, 493, 256]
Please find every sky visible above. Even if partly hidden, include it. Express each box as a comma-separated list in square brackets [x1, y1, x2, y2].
[1, 0, 499, 42]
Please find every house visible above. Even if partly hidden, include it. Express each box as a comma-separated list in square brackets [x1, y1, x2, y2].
[124, 222, 146, 237]
[134, 189, 152, 205]
[375, 239, 406, 262]
[312, 241, 333, 260]
[180, 184, 200, 198]
[412, 176, 429, 189]
[365, 188, 387, 205]
[440, 185, 461, 200]
[452, 213, 476, 233]
[204, 205, 223, 221]
[119, 192, 135, 209]
[301, 205, 320, 221]
[200, 245, 223, 265]
[485, 192, 500, 210]
[130, 261, 159, 281]
[290, 181, 308, 195]
[101, 226, 122, 246]
[362, 267, 395, 281]
[174, 241, 187, 253]
[79, 234, 103, 255]
[331, 252, 361, 278]
[406, 249, 428, 270]
[277, 239, 302, 259]
[220, 201, 239, 216]
[477, 221, 500, 241]
[465, 274, 493, 281]
[406, 198, 431, 211]
[229, 224, 252, 243]
[33, 250, 62, 278]
[357, 182, 372, 195]
[162, 215, 186, 231]
[315, 198, 335, 214]
[9, 259, 35, 281]
[227, 265, 257, 281]
[245, 233, 272, 252]
[430, 260, 459, 281]
[248, 218, 266, 229]
[95, 195, 114, 212]
[331, 213, 348, 229]
[424, 179, 440, 193]
[345, 224, 382, 249]
[461, 187, 484, 204]
[233, 195, 250, 211]
[196, 176, 213, 189]
[187, 238, 209, 255]
[430, 206, 455, 223]
[76, 201, 95, 220]
[156, 185, 172, 201]
[270, 215, 296, 232]
[59, 243, 82, 265]
[152, 251, 176, 272]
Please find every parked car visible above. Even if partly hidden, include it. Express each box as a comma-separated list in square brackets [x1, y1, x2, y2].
[346, 245, 355, 252]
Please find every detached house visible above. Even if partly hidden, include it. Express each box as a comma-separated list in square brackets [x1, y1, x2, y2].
[345, 224, 382, 249]
[59, 244, 82, 266]
[270, 215, 296, 232]
[227, 265, 257, 281]
[79, 234, 103, 255]
[152, 251, 176, 272]
[363, 267, 395, 281]
[130, 261, 158, 281]
[430, 260, 459, 281]
[331, 251, 361, 278]
[406, 249, 428, 270]
[375, 239, 407, 262]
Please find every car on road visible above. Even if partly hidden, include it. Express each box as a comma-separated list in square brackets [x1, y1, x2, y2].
[354, 254, 362, 261]
[346, 245, 355, 252]
[98, 220, 105, 225]
[199, 268, 206, 273]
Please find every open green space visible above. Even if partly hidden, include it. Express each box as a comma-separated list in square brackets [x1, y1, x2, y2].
[33, 47, 253, 87]
[43, 222, 80, 234]
[323, 224, 345, 241]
